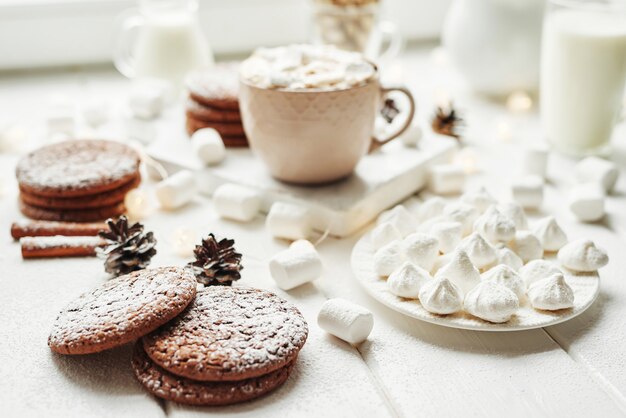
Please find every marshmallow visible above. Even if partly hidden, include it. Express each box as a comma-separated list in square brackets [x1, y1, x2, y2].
[317, 298, 374, 345]
[401, 123, 423, 147]
[460, 187, 497, 214]
[403, 233, 440, 271]
[213, 183, 262, 222]
[155, 170, 197, 210]
[521, 143, 549, 178]
[569, 182, 606, 222]
[418, 278, 463, 315]
[528, 273, 575, 311]
[266, 202, 312, 240]
[511, 175, 544, 209]
[508, 231, 543, 263]
[428, 164, 465, 195]
[371, 222, 402, 250]
[387, 262, 431, 299]
[496, 247, 524, 271]
[481, 264, 525, 299]
[499, 202, 529, 230]
[443, 202, 479, 236]
[428, 221, 462, 254]
[126, 116, 156, 144]
[377, 205, 417, 237]
[128, 84, 165, 119]
[373, 240, 406, 276]
[269, 240, 323, 290]
[415, 197, 446, 223]
[558, 239, 609, 272]
[46, 108, 74, 136]
[460, 232, 497, 270]
[474, 206, 516, 244]
[464, 281, 519, 323]
[82, 99, 109, 127]
[435, 249, 481, 295]
[191, 128, 226, 166]
[576, 156, 619, 193]
[519, 259, 563, 288]
[533, 216, 568, 252]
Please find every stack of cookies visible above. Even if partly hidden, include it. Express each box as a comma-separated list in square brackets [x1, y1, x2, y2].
[48, 267, 308, 406]
[16, 140, 141, 222]
[185, 63, 248, 147]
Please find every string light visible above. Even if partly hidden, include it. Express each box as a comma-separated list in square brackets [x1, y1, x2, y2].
[506, 91, 533, 113]
[171, 228, 197, 257]
[124, 189, 152, 220]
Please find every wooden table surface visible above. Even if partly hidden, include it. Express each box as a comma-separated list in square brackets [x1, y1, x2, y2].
[1, 45, 626, 418]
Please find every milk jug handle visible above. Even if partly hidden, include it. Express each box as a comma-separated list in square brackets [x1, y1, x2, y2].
[113, 9, 144, 79]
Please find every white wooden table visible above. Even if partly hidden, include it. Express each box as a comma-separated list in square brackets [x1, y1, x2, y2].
[1, 45, 626, 418]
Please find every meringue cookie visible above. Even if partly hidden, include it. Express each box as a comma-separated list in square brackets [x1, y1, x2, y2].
[533, 216, 568, 252]
[528, 273, 575, 311]
[496, 247, 524, 271]
[519, 259, 563, 288]
[435, 249, 481, 295]
[499, 202, 529, 230]
[403, 233, 440, 271]
[443, 202, 479, 236]
[481, 264, 525, 298]
[371, 222, 402, 250]
[460, 187, 497, 214]
[415, 197, 446, 223]
[431, 253, 453, 275]
[460, 232, 497, 269]
[373, 240, 406, 276]
[508, 231, 543, 263]
[377, 205, 417, 237]
[464, 281, 520, 323]
[419, 278, 463, 315]
[387, 262, 432, 299]
[428, 221, 463, 254]
[558, 239, 609, 272]
[474, 206, 516, 244]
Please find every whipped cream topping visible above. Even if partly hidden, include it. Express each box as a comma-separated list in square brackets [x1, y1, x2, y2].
[377, 205, 417, 238]
[428, 221, 463, 254]
[371, 222, 402, 250]
[528, 273, 575, 311]
[460, 232, 497, 269]
[519, 260, 563, 288]
[419, 278, 463, 315]
[460, 187, 497, 214]
[533, 216, 568, 252]
[481, 264, 525, 298]
[499, 202, 529, 230]
[464, 281, 520, 323]
[508, 231, 543, 263]
[403, 233, 440, 271]
[240, 44, 376, 91]
[474, 206, 516, 244]
[496, 247, 524, 271]
[387, 262, 432, 299]
[558, 239, 609, 272]
[435, 249, 481, 295]
[373, 240, 406, 276]
[415, 197, 446, 223]
[443, 202, 479, 236]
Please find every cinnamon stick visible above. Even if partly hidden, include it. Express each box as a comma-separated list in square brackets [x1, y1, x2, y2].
[11, 221, 106, 240]
[20, 236, 108, 259]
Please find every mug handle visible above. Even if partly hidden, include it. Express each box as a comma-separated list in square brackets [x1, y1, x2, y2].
[369, 85, 416, 153]
[113, 9, 144, 79]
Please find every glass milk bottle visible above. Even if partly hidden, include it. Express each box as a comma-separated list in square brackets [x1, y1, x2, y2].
[540, 0, 626, 155]
[114, 0, 213, 89]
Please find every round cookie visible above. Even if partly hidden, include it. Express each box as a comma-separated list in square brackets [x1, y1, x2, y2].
[220, 135, 249, 148]
[19, 198, 126, 223]
[48, 267, 197, 355]
[142, 286, 308, 382]
[186, 115, 246, 137]
[186, 63, 240, 110]
[17, 139, 141, 198]
[186, 98, 242, 123]
[132, 343, 294, 406]
[20, 174, 141, 210]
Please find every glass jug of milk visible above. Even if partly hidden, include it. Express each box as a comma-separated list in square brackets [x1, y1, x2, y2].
[114, 0, 213, 89]
[541, 0, 626, 156]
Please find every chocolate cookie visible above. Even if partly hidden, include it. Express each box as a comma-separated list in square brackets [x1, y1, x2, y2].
[132, 343, 294, 406]
[220, 135, 249, 148]
[142, 286, 308, 381]
[186, 98, 242, 123]
[186, 63, 240, 110]
[186, 115, 246, 137]
[48, 267, 197, 355]
[19, 198, 126, 223]
[16, 140, 141, 198]
[20, 174, 141, 210]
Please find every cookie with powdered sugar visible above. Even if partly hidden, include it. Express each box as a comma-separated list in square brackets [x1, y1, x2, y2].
[48, 267, 197, 355]
[142, 286, 308, 381]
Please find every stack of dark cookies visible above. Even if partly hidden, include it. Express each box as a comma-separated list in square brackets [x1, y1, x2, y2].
[15, 140, 141, 222]
[185, 63, 249, 147]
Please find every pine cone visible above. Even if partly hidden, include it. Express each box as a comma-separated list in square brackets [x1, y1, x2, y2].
[187, 233, 243, 286]
[432, 104, 464, 139]
[97, 216, 157, 276]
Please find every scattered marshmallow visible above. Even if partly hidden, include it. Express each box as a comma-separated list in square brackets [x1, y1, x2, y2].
[460, 232, 497, 270]
[508, 231, 543, 263]
[82, 99, 109, 127]
[415, 197, 446, 223]
[46, 107, 74, 136]
[126, 116, 156, 144]
[387, 262, 431, 299]
[464, 281, 519, 323]
[128, 83, 165, 119]
[575, 156, 619, 193]
[481, 264, 525, 299]
[377, 205, 417, 237]
[499, 202, 529, 230]
[558, 239, 608, 272]
[428, 221, 462, 254]
[403, 232, 439, 271]
[496, 247, 524, 271]
[473, 206, 516, 244]
[213, 183, 261, 222]
[371, 222, 402, 250]
[418, 278, 463, 315]
[192, 128, 225, 166]
[269, 240, 322, 290]
[435, 249, 481, 295]
[568, 182, 605, 222]
[533, 216, 568, 252]
[401, 123, 423, 147]
[155, 170, 197, 210]
[428, 164, 465, 195]
[373, 240, 406, 276]
[519, 259, 563, 288]
[443, 202, 479, 236]
[460, 187, 496, 214]
[528, 273, 574, 311]
[511, 175, 544, 209]
[266, 202, 312, 240]
[521, 143, 549, 178]
[317, 298, 374, 345]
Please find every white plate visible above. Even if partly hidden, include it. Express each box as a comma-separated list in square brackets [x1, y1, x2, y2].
[351, 231, 600, 332]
